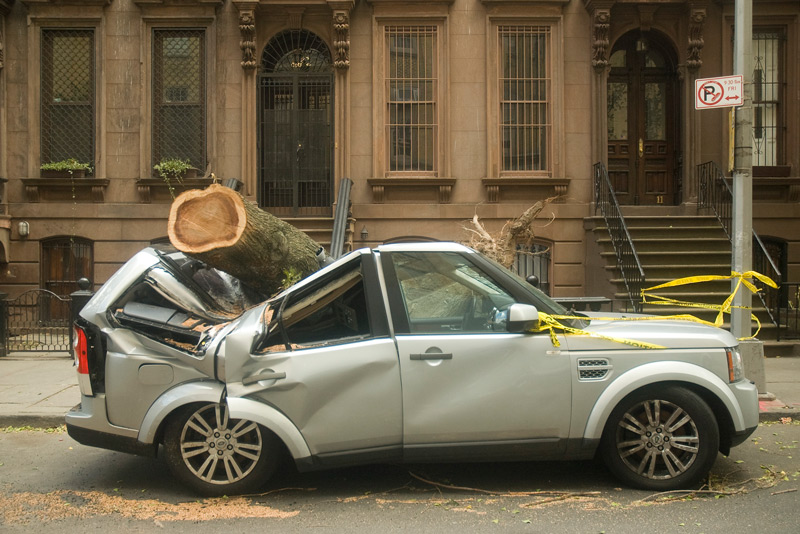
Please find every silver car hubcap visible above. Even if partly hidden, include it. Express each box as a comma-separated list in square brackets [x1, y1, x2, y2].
[179, 404, 263, 485]
[615, 399, 699, 480]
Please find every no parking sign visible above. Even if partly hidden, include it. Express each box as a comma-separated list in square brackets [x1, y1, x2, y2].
[695, 75, 743, 109]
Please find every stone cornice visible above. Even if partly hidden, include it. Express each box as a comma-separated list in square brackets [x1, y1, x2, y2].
[133, 0, 223, 6]
[21, 0, 112, 6]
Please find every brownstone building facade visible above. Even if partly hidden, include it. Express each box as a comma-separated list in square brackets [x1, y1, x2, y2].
[0, 0, 798, 310]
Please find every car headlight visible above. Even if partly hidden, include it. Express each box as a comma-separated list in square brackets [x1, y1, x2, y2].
[726, 347, 744, 382]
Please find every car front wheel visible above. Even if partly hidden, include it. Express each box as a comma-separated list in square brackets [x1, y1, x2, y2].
[600, 386, 719, 490]
[163, 403, 279, 496]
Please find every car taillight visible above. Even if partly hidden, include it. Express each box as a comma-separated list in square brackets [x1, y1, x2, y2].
[73, 325, 93, 395]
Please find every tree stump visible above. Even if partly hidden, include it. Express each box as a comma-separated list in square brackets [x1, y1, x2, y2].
[168, 184, 321, 296]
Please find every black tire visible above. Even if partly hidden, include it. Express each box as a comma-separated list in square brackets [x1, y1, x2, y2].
[600, 386, 719, 491]
[163, 403, 280, 496]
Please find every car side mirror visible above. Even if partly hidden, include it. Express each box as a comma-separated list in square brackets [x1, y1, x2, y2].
[506, 303, 540, 333]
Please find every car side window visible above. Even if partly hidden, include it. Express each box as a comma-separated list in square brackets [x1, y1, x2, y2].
[390, 252, 516, 334]
[255, 259, 372, 353]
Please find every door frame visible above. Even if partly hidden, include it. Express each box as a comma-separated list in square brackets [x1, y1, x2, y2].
[606, 30, 681, 206]
[257, 29, 335, 217]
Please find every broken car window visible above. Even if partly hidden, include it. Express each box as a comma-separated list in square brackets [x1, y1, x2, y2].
[255, 258, 371, 353]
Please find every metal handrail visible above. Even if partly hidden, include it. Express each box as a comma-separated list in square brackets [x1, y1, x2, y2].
[697, 161, 781, 328]
[593, 163, 646, 312]
[330, 177, 353, 259]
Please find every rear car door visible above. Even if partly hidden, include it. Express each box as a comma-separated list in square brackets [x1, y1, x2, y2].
[380, 249, 572, 460]
[222, 251, 403, 457]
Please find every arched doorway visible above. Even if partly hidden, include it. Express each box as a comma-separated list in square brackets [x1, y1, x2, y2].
[258, 30, 334, 216]
[607, 31, 680, 205]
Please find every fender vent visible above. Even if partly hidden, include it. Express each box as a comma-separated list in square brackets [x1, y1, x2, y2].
[578, 358, 611, 381]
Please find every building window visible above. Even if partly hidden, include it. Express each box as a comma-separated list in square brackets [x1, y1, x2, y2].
[752, 29, 784, 167]
[513, 242, 551, 295]
[40, 29, 95, 168]
[385, 25, 439, 174]
[152, 29, 206, 171]
[498, 26, 551, 174]
[41, 237, 93, 297]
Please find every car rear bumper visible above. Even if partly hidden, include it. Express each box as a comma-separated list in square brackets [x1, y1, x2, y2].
[65, 396, 156, 457]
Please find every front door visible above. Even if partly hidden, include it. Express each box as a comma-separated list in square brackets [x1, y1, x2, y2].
[382, 250, 572, 460]
[607, 32, 679, 205]
[259, 30, 334, 217]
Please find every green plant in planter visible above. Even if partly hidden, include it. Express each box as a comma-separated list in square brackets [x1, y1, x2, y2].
[40, 158, 93, 177]
[154, 158, 193, 197]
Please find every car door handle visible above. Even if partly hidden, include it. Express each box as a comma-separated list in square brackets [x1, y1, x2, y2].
[242, 370, 286, 386]
[410, 353, 453, 361]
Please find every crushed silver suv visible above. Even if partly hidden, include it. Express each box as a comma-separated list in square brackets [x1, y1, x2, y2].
[66, 242, 759, 495]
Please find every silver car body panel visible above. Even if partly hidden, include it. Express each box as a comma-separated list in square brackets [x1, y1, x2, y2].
[395, 332, 571, 444]
[579, 360, 755, 442]
[137, 380, 225, 443]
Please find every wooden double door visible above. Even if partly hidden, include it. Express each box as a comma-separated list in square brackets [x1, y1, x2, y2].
[607, 32, 680, 206]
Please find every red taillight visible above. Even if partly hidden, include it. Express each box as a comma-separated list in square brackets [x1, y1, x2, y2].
[73, 325, 89, 375]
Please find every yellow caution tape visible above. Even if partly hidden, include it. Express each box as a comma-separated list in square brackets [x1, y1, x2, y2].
[530, 270, 776, 348]
[641, 270, 778, 340]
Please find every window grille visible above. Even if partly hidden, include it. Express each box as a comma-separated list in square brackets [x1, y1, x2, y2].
[513, 242, 551, 295]
[152, 29, 206, 171]
[41, 237, 93, 296]
[385, 26, 438, 173]
[498, 26, 551, 173]
[41, 29, 95, 168]
[752, 29, 784, 167]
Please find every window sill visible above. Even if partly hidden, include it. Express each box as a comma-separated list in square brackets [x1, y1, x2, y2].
[136, 178, 213, 203]
[481, 177, 569, 203]
[367, 177, 456, 204]
[21, 178, 110, 203]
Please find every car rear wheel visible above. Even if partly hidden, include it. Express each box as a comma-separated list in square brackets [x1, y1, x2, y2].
[600, 386, 719, 490]
[163, 403, 279, 496]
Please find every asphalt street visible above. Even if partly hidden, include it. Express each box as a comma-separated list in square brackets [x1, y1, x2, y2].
[1, 419, 799, 532]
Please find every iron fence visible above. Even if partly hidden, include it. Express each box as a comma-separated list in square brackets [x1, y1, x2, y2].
[777, 282, 800, 341]
[3, 289, 72, 353]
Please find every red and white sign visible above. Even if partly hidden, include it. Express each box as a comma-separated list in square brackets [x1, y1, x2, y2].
[695, 75, 743, 109]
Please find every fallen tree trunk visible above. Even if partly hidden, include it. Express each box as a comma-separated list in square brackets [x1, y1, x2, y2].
[168, 184, 321, 296]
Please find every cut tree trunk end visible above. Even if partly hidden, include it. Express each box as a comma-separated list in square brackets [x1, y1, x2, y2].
[168, 183, 321, 296]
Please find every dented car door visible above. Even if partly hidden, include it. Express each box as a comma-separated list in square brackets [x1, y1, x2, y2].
[222, 251, 404, 458]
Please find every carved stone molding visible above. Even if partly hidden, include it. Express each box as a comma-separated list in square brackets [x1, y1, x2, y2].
[591, 9, 611, 71]
[687, 7, 706, 71]
[21, 178, 109, 203]
[239, 9, 256, 70]
[287, 7, 305, 29]
[332, 10, 350, 70]
[234, 1, 258, 71]
[481, 178, 569, 203]
[367, 178, 455, 204]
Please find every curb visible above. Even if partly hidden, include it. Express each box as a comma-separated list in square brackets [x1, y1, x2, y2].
[0, 414, 67, 428]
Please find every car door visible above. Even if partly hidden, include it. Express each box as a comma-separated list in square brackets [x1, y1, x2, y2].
[380, 249, 572, 460]
[223, 252, 403, 457]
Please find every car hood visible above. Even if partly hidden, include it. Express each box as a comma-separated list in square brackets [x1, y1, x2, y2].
[561, 311, 737, 351]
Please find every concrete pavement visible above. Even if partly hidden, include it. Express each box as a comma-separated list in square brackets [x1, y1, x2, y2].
[0, 351, 798, 428]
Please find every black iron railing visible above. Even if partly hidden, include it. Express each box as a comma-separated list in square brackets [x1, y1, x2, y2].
[777, 282, 800, 340]
[593, 162, 645, 312]
[697, 161, 781, 329]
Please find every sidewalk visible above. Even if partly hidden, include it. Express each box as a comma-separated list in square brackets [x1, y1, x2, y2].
[0, 352, 798, 428]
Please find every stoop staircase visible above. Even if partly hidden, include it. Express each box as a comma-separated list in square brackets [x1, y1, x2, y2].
[588, 210, 791, 354]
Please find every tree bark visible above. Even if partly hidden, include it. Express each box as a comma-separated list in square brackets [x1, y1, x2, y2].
[168, 184, 321, 296]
